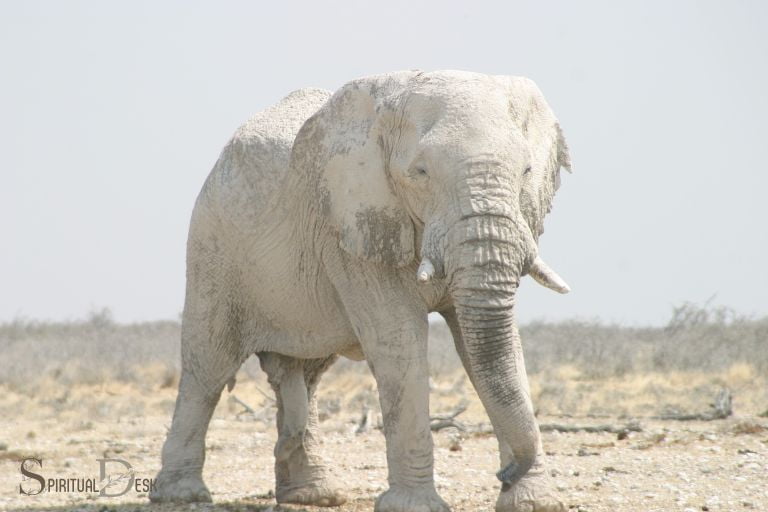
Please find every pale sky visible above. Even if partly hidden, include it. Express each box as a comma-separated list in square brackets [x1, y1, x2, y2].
[2, 1, 766, 325]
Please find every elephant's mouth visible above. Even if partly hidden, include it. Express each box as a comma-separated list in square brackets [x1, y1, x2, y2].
[415, 209, 569, 295]
[416, 253, 569, 294]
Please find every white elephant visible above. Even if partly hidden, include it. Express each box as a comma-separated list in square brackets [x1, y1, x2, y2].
[150, 70, 572, 512]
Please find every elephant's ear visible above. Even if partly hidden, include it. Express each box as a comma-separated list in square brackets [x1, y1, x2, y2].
[502, 75, 572, 178]
[290, 73, 418, 267]
[556, 122, 572, 173]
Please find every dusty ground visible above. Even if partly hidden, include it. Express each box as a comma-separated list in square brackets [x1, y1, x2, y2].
[1, 370, 767, 512]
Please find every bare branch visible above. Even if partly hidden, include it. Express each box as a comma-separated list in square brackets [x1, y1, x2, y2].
[230, 395, 256, 415]
[430, 404, 468, 431]
[538, 422, 643, 434]
[657, 388, 732, 421]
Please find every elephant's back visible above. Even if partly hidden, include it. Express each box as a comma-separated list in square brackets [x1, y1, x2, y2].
[195, 88, 332, 226]
[235, 87, 332, 147]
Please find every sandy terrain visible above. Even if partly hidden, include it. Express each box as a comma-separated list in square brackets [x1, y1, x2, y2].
[1, 369, 767, 512]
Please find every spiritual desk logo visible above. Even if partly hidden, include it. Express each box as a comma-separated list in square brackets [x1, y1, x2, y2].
[19, 457, 155, 497]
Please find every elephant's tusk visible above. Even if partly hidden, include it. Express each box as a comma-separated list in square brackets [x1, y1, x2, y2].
[416, 257, 435, 283]
[528, 256, 570, 294]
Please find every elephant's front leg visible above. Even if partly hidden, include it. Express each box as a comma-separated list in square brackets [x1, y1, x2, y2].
[345, 302, 449, 511]
[369, 348, 448, 512]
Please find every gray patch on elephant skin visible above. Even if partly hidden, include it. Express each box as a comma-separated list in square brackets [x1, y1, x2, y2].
[347, 206, 412, 266]
[317, 180, 332, 218]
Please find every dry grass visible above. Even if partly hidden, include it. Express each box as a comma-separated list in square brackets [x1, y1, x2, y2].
[2, 304, 767, 512]
[1, 302, 767, 417]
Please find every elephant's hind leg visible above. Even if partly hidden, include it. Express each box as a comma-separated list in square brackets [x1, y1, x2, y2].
[258, 352, 346, 507]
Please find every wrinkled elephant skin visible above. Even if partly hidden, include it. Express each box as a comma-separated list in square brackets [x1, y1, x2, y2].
[150, 71, 573, 512]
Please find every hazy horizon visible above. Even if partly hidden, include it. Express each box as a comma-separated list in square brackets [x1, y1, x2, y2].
[2, 1, 766, 326]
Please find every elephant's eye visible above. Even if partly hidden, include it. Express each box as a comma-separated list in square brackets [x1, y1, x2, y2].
[523, 165, 532, 175]
[410, 166, 428, 178]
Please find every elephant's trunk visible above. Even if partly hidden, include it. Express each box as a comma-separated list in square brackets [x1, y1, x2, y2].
[446, 213, 540, 487]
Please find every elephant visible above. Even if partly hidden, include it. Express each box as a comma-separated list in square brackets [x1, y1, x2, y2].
[149, 70, 573, 512]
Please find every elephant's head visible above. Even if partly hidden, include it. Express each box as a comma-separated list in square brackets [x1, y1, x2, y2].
[293, 70, 571, 485]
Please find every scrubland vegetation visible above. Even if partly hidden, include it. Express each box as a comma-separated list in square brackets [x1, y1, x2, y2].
[1, 302, 766, 417]
[1, 303, 766, 512]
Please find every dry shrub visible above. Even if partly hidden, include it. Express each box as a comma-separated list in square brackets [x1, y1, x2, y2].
[1, 302, 766, 417]
[725, 363, 756, 387]
[730, 420, 767, 435]
[0, 309, 180, 394]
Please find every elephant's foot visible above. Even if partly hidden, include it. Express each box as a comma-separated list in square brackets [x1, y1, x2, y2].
[375, 485, 451, 512]
[149, 471, 211, 503]
[276, 479, 347, 507]
[276, 457, 346, 508]
[495, 464, 565, 512]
